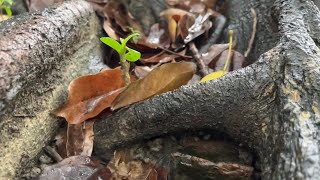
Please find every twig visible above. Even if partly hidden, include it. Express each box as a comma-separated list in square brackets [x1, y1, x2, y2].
[158, 46, 192, 59]
[189, 42, 208, 77]
[244, 8, 257, 58]
[44, 146, 63, 162]
[199, 13, 227, 54]
[172, 152, 253, 178]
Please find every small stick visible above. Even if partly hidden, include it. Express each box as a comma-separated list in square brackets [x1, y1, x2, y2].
[44, 146, 63, 162]
[172, 152, 253, 178]
[189, 42, 208, 77]
[244, 8, 257, 58]
[158, 46, 192, 59]
[199, 13, 227, 54]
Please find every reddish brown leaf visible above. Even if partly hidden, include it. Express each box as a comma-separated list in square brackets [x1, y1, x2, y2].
[53, 68, 126, 124]
[178, 14, 195, 40]
[111, 61, 196, 110]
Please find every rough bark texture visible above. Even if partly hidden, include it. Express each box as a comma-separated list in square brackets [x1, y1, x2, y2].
[94, 0, 320, 179]
[0, 1, 106, 178]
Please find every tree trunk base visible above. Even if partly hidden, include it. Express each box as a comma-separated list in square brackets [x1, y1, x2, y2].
[0, 1, 106, 178]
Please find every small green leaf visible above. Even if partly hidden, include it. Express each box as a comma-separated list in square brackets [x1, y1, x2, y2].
[4, 0, 13, 6]
[4, 6, 12, 17]
[100, 37, 123, 54]
[121, 32, 139, 49]
[125, 47, 141, 62]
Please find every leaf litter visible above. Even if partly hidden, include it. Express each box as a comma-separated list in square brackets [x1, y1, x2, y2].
[33, 0, 255, 178]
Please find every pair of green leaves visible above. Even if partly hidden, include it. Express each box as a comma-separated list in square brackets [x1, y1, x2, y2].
[100, 33, 141, 62]
[0, 0, 13, 16]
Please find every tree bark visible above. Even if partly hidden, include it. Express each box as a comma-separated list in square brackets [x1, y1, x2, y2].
[94, 0, 320, 179]
[0, 1, 106, 178]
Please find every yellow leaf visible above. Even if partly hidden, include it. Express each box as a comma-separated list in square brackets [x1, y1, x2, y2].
[199, 30, 233, 83]
[200, 70, 227, 83]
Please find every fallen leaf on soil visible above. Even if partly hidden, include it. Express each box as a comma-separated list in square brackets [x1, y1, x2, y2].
[81, 120, 94, 156]
[53, 67, 127, 124]
[39, 156, 103, 180]
[232, 50, 245, 70]
[201, 43, 229, 65]
[212, 49, 232, 71]
[66, 123, 84, 157]
[107, 150, 168, 180]
[111, 61, 196, 110]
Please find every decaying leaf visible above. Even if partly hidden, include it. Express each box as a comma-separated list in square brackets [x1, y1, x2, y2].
[232, 51, 245, 70]
[201, 43, 229, 65]
[39, 156, 103, 180]
[112, 61, 196, 110]
[212, 49, 232, 71]
[66, 123, 84, 157]
[107, 150, 168, 180]
[53, 67, 127, 124]
[81, 120, 94, 156]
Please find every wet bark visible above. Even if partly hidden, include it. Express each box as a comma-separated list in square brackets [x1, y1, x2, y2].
[0, 1, 105, 178]
[94, 0, 320, 179]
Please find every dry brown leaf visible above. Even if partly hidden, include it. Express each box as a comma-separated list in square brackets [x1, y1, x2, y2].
[232, 51, 245, 70]
[201, 43, 230, 65]
[178, 14, 195, 40]
[53, 67, 127, 124]
[102, 1, 144, 37]
[146, 23, 171, 48]
[66, 123, 84, 157]
[39, 156, 103, 179]
[213, 49, 233, 71]
[65, 120, 94, 157]
[111, 61, 196, 110]
[107, 150, 168, 180]
[160, 8, 188, 42]
[81, 120, 94, 156]
[140, 51, 179, 64]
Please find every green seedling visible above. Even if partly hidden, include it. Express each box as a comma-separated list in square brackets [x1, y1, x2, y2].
[100, 33, 141, 85]
[0, 0, 13, 17]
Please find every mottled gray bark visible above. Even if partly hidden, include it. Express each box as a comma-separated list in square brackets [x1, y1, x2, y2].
[0, 1, 106, 178]
[94, 0, 320, 179]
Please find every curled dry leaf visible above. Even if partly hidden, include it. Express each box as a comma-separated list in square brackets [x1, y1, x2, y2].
[53, 67, 127, 124]
[160, 8, 189, 42]
[111, 61, 196, 110]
